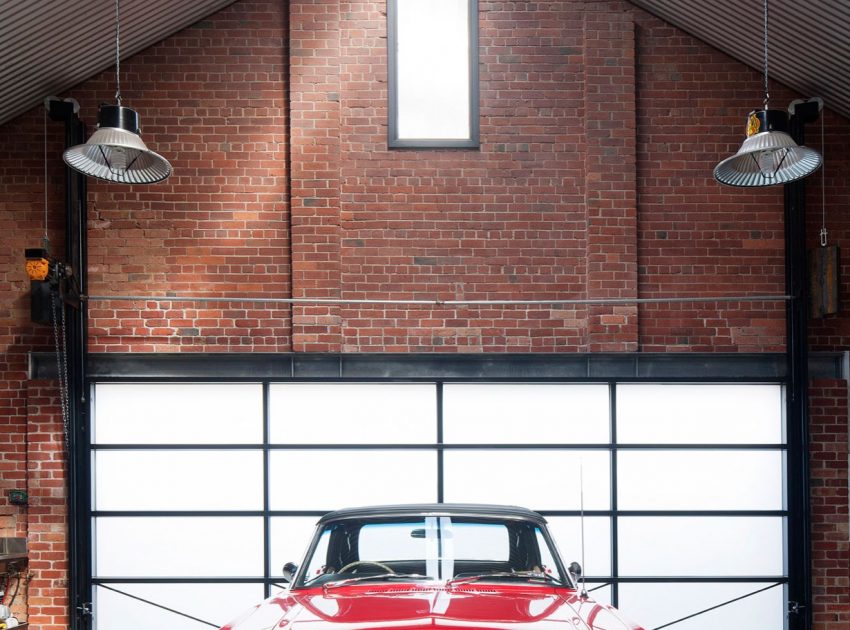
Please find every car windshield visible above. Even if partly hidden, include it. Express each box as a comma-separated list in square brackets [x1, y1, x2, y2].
[295, 516, 568, 587]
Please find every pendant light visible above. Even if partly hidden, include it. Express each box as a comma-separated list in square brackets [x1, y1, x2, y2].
[63, 0, 172, 184]
[713, 0, 821, 187]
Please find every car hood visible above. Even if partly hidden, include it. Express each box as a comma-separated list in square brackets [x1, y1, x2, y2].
[221, 584, 643, 630]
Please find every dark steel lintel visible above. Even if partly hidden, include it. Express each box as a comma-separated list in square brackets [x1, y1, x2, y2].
[28, 351, 818, 381]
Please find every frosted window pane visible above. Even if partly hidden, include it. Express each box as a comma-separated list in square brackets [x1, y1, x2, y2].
[443, 450, 610, 510]
[618, 517, 785, 577]
[546, 517, 611, 577]
[95, 583, 264, 630]
[95, 517, 263, 577]
[396, 0, 470, 139]
[269, 383, 436, 444]
[584, 584, 612, 607]
[443, 384, 610, 444]
[618, 451, 784, 510]
[270, 517, 321, 577]
[617, 384, 783, 444]
[95, 450, 263, 511]
[93, 383, 263, 444]
[269, 450, 437, 510]
[618, 582, 785, 630]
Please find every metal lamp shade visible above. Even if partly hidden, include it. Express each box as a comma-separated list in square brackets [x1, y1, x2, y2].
[63, 105, 171, 184]
[714, 109, 821, 187]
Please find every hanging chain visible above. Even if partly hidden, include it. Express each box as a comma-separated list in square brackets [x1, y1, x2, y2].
[60, 293, 71, 444]
[762, 0, 769, 109]
[51, 291, 71, 451]
[115, 0, 122, 105]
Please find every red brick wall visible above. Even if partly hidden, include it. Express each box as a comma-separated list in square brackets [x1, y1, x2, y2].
[290, 0, 343, 351]
[633, 12, 794, 352]
[809, 380, 850, 630]
[0, 0, 849, 627]
[0, 85, 63, 628]
[583, 10, 638, 351]
[77, 0, 292, 353]
[807, 105, 850, 350]
[25, 383, 68, 629]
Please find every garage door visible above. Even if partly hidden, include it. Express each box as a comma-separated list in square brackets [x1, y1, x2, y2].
[90, 380, 787, 630]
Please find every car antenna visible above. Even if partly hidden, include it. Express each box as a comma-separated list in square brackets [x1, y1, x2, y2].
[579, 460, 588, 599]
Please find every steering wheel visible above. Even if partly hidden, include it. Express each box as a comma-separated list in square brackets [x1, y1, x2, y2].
[338, 560, 395, 574]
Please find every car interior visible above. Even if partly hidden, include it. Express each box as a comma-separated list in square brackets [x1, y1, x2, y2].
[302, 518, 549, 586]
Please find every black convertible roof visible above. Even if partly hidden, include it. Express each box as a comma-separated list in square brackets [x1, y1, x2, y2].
[317, 504, 548, 525]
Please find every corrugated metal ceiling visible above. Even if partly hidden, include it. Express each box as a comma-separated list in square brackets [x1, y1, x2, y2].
[631, 0, 850, 119]
[0, 0, 237, 126]
[0, 0, 847, 126]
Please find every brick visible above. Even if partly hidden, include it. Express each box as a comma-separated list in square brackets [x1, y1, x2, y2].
[0, 1, 849, 628]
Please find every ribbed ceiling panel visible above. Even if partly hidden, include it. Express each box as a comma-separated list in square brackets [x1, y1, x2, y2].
[0, 1, 847, 125]
[0, 0, 237, 126]
[630, 0, 850, 119]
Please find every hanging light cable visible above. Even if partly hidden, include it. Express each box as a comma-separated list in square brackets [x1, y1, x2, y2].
[43, 107, 50, 251]
[713, 0, 821, 187]
[819, 111, 827, 246]
[63, 0, 172, 184]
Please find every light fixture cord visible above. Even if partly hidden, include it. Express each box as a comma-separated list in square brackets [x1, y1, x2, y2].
[762, 0, 769, 109]
[43, 108, 50, 251]
[115, 0, 122, 105]
[820, 111, 827, 246]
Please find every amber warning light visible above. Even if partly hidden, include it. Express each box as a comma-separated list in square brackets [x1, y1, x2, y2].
[25, 248, 51, 281]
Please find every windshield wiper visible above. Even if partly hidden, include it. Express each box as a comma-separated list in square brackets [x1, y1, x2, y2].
[323, 573, 433, 589]
[447, 571, 565, 587]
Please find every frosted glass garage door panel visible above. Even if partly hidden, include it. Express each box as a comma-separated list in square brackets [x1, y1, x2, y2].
[616, 384, 783, 444]
[583, 584, 612, 607]
[618, 451, 784, 510]
[95, 517, 263, 577]
[93, 383, 263, 444]
[269, 383, 436, 444]
[619, 517, 785, 577]
[270, 517, 321, 577]
[95, 583, 264, 630]
[443, 384, 610, 444]
[269, 450, 437, 510]
[443, 450, 610, 510]
[618, 582, 785, 630]
[95, 450, 263, 511]
[546, 517, 611, 577]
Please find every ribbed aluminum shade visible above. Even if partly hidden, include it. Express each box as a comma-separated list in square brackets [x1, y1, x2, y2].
[714, 110, 822, 187]
[63, 105, 172, 184]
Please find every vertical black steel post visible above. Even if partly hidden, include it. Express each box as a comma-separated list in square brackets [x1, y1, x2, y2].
[784, 100, 819, 630]
[49, 100, 91, 630]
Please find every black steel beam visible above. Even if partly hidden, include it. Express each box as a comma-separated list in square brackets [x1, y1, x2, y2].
[49, 99, 91, 630]
[785, 99, 820, 630]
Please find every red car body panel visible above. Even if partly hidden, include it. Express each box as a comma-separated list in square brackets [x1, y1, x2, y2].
[221, 506, 645, 630]
[222, 583, 645, 630]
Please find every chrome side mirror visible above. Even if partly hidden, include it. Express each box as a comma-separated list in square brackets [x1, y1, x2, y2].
[282, 562, 298, 583]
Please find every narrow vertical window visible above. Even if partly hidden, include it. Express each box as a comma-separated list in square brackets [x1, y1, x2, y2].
[388, 0, 479, 147]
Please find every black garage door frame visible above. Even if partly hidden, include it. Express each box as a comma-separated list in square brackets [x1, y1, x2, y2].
[31, 351, 841, 630]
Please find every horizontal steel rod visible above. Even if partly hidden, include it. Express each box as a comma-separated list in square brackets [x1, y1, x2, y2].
[91, 575, 789, 584]
[89, 443, 789, 451]
[83, 294, 792, 307]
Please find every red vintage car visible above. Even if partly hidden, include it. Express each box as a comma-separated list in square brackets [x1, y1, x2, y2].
[221, 504, 645, 630]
